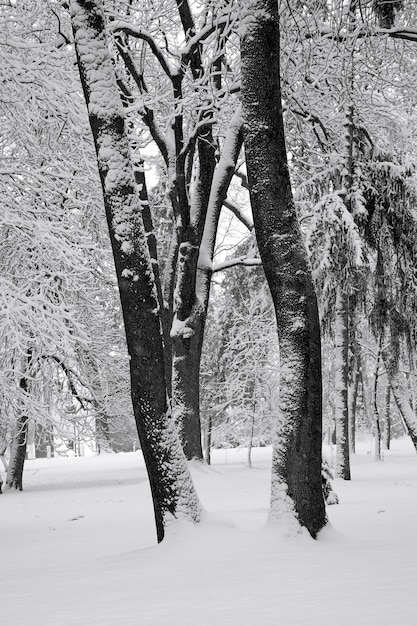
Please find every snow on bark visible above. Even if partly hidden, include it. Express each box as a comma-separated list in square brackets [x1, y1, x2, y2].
[6, 413, 28, 491]
[240, 0, 327, 538]
[333, 288, 351, 479]
[69, 0, 202, 541]
[170, 106, 243, 461]
[197, 106, 244, 274]
[192, 106, 244, 338]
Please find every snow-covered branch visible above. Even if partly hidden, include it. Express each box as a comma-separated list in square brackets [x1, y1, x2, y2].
[223, 199, 253, 231]
[212, 256, 261, 273]
[110, 22, 174, 78]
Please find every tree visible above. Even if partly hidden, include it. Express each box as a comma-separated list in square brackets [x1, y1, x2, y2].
[0, 0, 138, 483]
[69, 0, 202, 542]
[107, 0, 243, 460]
[279, 0, 417, 464]
[240, 0, 327, 537]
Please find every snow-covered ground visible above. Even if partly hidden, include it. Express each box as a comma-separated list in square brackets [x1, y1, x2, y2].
[2, 437, 417, 625]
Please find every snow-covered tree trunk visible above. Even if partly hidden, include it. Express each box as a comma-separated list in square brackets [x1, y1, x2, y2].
[6, 352, 32, 490]
[334, 288, 351, 479]
[172, 107, 244, 459]
[6, 413, 28, 491]
[382, 348, 417, 452]
[171, 147, 215, 460]
[373, 349, 382, 462]
[385, 385, 391, 450]
[240, 0, 327, 537]
[69, 0, 202, 542]
[349, 367, 359, 454]
[171, 324, 205, 460]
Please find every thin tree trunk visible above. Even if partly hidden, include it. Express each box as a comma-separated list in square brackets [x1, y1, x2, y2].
[333, 288, 351, 479]
[349, 366, 359, 454]
[385, 385, 391, 450]
[204, 413, 212, 466]
[382, 347, 417, 452]
[96, 413, 112, 454]
[247, 410, 255, 469]
[240, 0, 327, 537]
[373, 345, 382, 462]
[358, 353, 372, 430]
[70, 0, 202, 542]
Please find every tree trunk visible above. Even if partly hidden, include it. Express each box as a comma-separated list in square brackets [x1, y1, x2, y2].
[172, 108, 244, 459]
[170, 134, 216, 460]
[247, 409, 255, 469]
[373, 347, 382, 462]
[240, 0, 327, 537]
[172, 322, 205, 460]
[70, 0, 202, 542]
[382, 347, 417, 452]
[6, 352, 32, 490]
[204, 413, 212, 466]
[333, 288, 351, 478]
[358, 352, 372, 430]
[385, 385, 391, 450]
[348, 366, 359, 454]
[6, 413, 28, 491]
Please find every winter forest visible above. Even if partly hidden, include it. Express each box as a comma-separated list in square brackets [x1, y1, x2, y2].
[2, 0, 417, 624]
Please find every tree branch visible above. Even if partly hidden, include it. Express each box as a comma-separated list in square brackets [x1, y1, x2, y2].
[223, 198, 253, 231]
[212, 256, 262, 273]
[109, 22, 173, 78]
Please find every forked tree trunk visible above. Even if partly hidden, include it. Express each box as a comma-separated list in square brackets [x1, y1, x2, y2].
[173, 108, 244, 459]
[240, 0, 327, 537]
[70, 0, 202, 542]
[333, 288, 351, 479]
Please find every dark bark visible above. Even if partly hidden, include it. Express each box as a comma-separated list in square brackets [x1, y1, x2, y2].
[334, 288, 351, 479]
[6, 350, 32, 490]
[172, 322, 206, 459]
[6, 413, 28, 491]
[385, 385, 391, 450]
[373, 344, 382, 461]
[240, 0, 327, 537]
[382, 347, 417, 452]
[134, 164, 172, 396]
[204, 412, 212, 465]
[349, 366, 359, 453]
[171, 148, 215, 460]
[6, 370, 30, 491]
[70, 0, 202, 542]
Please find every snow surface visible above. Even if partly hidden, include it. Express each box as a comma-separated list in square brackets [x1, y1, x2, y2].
[2, 438, 417, 625]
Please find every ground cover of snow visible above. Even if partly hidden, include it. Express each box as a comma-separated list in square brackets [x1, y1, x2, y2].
[2, 437, 417, 625]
